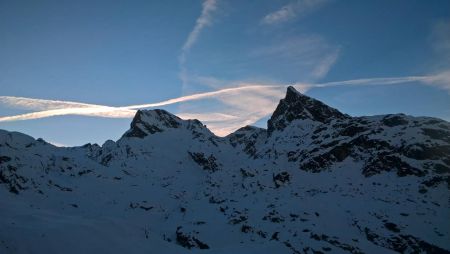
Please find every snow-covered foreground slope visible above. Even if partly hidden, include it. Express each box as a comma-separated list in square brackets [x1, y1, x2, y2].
[1, 87, 449, 254]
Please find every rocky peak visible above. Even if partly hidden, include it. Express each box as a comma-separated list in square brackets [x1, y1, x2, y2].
[122, 109, 183, 138]
[121, 109, 212, 139]
[267, 86, 349, 134]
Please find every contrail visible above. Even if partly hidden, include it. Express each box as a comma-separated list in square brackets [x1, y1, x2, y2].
[0, 107, 136, 122]
[0, 74, 437, 125]
[310, 75, 430, 87]
[0, 84, 285, 122]
[124, 84, 284, 109]
[0, 96, 107, 110]
[102, 75, 434, 110]
[179, 0, 218, 90]
[180, 0, 218, 61]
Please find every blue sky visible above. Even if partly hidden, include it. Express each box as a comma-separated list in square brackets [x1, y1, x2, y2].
[1, 0, 449, 146]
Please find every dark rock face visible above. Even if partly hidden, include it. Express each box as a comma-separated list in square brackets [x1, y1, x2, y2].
[100, 154, 113, 166]
[384, 222, 400, 233]
[0, 165, 27, 194]
[188, 152, 221, 172]
[308, 233, 363, 253]
[228, 126, 266, 158]
[362, 227, 450, 254]
[175, 227, 209, 249]
[267, 86, 349, 134]
[421, 175, 450, 189]
[338, 124, 368, 137]
[121, 109, 213, 143]
[273, 171, 290, 188]
[264, 87, 450, 179]
[0, 156, 11, 164]
[123, 109, 182, 138]
[299, 141, 353, 173]
[363, 153, 424, 177]
[421, 128, 450, 143]
[403, 144, 450, 161]
[382, 114, 409, 127]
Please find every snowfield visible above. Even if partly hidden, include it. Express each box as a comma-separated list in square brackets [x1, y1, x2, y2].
[1, 87, 449, 253]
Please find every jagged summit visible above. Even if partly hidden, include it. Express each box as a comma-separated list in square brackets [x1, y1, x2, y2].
[267, 86, 349, 134]
[122, 109, 209, 139]
[1, 86, 450, 253]
[124, 86, 353, 139]
[123, 109, 183, 138]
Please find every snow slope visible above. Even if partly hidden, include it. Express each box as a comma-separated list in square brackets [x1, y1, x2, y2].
[1, 86, 449, 253]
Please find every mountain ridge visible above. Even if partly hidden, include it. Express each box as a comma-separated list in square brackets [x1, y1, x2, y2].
[0, 86, 449, 254]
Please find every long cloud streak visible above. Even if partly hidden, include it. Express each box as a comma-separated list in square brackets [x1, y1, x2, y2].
[261, 0, 329, 25]
[179, 0, 218, 89]
[180, 0, 217, 63]
[0, 74, 442, 133]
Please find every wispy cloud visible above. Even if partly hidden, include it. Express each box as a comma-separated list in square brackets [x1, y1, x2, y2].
[430, 20, 450, 58]
[180, 0, 218, 61]
[177, 112, 239, 122]
[248, 35, 340, 81]
[1, 74, 444, 135]
[0, 96, 106, 111]
[261, 0, 329, 25]
[312, 48, 340, 79]
[179, 0, 218, 89]
[427, 20, 450, 92]
[0, 105, 136, 122]
[310, 75, 431, 88]
[423, 70, 450, 92]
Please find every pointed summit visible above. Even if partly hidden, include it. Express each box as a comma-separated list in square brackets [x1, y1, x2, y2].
[122, 109, 182, 138]
[267, 86, 349, 134]
[122, 109, 213, 139]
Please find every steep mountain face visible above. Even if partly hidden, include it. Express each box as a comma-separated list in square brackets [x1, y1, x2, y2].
[267, 86, 349, 134]
[1, 86, 449, 254]
[123, 109, 213, 139]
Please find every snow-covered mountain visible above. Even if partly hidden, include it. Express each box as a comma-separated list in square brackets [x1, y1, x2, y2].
[1, 86, 449, 254]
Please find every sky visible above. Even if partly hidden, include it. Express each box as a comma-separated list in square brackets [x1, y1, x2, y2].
[0, 0, 449, 146]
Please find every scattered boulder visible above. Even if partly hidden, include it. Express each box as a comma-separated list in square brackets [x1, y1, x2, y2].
[175, 227, 209, 249]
